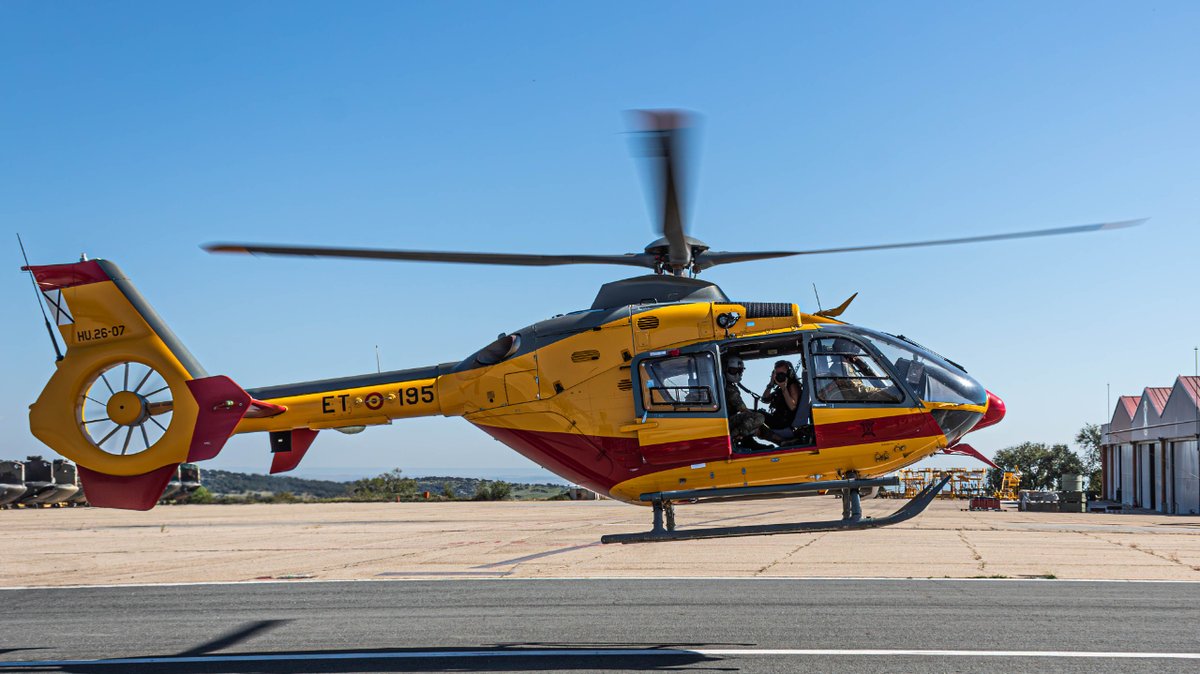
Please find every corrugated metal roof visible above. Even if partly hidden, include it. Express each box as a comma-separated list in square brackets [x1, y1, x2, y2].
[1179, 376, 1200, 405]
[1109, 379, 1200, 428]
[1145, 387, 1171, 413]
[1119, 395, 1140, 417]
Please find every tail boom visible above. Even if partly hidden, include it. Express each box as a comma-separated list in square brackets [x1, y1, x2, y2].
[24, 259, 453, 507]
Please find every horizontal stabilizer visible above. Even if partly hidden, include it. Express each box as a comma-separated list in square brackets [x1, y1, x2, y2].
[269, 428, 319, 474]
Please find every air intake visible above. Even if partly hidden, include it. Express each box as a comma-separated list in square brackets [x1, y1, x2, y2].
[742, 302, 792, 319]
[636, 316, 660, 330]
[571, 350, 601, 363]
[617, 379, 633, 391]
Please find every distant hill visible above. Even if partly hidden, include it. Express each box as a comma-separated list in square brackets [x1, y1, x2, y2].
[410, 476, 569, 500]
[202, 470, 350, 498]
[199, 469, 569, 501]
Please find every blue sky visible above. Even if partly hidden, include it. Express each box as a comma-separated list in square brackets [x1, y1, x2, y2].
[3, 1, 1198, 481]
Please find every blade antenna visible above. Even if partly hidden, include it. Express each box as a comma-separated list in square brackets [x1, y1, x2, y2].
[16, 234, 64, 362]
[812, 283, 824, 312]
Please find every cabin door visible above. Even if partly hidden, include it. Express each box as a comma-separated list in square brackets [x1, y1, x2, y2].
[629, 344, 731, 465]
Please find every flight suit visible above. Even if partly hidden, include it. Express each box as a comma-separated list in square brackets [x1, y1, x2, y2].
[725, 381, 766, 443]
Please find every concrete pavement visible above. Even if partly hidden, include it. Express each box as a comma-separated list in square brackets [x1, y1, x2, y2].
[1, 499, 1198, 586]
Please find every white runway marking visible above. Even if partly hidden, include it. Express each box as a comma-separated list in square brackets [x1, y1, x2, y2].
[2, 648, 1198, 668]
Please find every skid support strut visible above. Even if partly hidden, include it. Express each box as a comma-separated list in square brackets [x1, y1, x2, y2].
[650, 500, 677, 533]
[841, 487, 862, 521]
[601, 475, 950, 544]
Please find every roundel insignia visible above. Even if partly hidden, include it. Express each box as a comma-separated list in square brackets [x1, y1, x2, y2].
[364, 392, 385, 411]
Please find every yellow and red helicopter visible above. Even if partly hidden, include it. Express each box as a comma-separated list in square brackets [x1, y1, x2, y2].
[22, 111, 1139, 542]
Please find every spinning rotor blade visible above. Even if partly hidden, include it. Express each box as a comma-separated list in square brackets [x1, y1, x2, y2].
[632, 110, 694, 273]
[205, 243, 657, 269]
[693, 218, 1145, 270]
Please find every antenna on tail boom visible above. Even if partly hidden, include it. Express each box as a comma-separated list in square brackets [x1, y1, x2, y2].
[16, 234, 64, 362]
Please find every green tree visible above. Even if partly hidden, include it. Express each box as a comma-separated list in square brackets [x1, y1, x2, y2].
[1074, 423, 1103, 495]
[488, 481, 512, 500]
[1075, 423, 1102, 458]
[187, 486, 214, 504]
[987, 442, 1085, 491]
[440, 481, 456, 500]
[472, 480, 512, 501]
[351, 468, 418, 501]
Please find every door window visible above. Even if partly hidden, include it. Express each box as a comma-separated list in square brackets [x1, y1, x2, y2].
[809, 337, 903, 403]
[638, 352, 720, 412]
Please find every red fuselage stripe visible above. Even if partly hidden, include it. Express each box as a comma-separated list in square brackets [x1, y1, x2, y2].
[815, 413, 945, 448]
[474, 410, 945, 494]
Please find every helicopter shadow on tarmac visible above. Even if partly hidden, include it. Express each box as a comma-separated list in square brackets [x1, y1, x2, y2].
[3, 620, 739, 673]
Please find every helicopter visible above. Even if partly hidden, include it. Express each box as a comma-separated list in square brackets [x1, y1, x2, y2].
[22, 111, 1140, 543]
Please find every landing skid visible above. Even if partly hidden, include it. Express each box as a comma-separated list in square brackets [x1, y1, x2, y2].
[601, 474, 951, 544]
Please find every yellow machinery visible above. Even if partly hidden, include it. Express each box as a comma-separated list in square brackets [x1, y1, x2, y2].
[896, 468, 989, 499]
[995, 471, 1021, 500]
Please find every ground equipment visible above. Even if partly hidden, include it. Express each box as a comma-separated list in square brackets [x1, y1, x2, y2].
[996, 471, 1021, 500]
[17, 456, 58, 506]
[0, 461, 26, 507]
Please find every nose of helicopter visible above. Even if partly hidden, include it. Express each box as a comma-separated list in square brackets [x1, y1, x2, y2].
[971, 390, 1006, 432]
[929, 389, 1003, 445]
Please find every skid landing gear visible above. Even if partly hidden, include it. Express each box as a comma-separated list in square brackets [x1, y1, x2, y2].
[649, 499, 677, 534]
[841, 485, 862, 521]
[601, 475, 950, 544]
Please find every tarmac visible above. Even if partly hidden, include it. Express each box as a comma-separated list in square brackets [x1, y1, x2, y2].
[2, 579, 1198, 673]
[2, 498, 1198, 586]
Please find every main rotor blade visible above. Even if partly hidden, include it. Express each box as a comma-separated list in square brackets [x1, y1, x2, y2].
[632, 110, 694, 270]
[205, 243, 657, 269]
[694, 219, 1145, 270]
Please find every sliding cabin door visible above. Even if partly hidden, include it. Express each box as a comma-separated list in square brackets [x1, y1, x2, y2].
[629, 345, 731, 466]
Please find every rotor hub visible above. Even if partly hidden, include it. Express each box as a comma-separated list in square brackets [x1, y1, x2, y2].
[106, 390, 149, 427]
[643, 236, 710, 257]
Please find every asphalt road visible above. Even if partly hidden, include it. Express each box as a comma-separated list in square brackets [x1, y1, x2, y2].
[1, 579, 1197, 673]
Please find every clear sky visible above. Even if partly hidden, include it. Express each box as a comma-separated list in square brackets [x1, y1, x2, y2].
[3, 1, 1198, 481]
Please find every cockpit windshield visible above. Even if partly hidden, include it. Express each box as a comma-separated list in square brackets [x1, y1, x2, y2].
[846, 327, 986, 407]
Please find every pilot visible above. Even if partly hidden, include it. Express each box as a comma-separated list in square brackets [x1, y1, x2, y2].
[817, 338, 871, 402]
[724, 355, 769, 449]
[762, 360, 802, 437]
[817, 339, 897, 403]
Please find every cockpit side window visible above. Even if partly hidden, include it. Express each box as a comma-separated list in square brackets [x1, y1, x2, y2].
[809, 337, 904, 404]
[638, 352, 720, 413]
[850, 329, 986, 407]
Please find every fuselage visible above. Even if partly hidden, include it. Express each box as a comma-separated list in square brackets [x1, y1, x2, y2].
[235, 275, 998, 503]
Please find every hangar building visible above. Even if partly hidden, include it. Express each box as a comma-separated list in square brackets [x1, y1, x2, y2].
[1100, 376, 1200, 514]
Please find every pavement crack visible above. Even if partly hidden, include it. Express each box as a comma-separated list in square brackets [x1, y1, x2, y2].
[1078, 532, 1198, 572]
[957, 531, 986, 571]
[755, 534, 826, 575]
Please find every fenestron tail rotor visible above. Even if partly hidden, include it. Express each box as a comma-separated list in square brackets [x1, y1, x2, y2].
[79, 361, 175, 456]
[23, 259, 271, 510]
